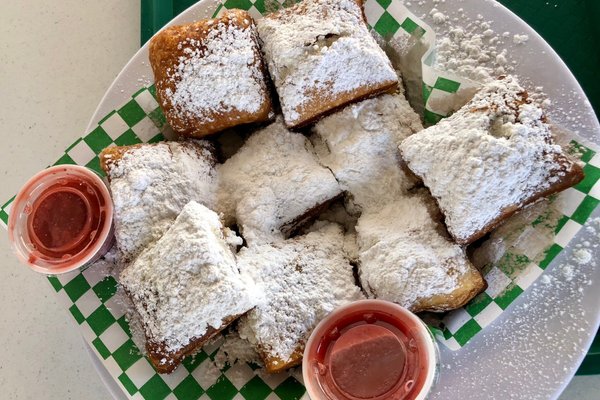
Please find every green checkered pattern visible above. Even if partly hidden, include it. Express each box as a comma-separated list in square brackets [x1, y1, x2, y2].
[432, 141, 600, 350]
[365, 0, 427, 39]
[212, 0, 299, 19]
[0, 86, 165, 229]
[362, 0, 481, 125]
[1, 1, 599, 398]
[46, 268, 305, 400]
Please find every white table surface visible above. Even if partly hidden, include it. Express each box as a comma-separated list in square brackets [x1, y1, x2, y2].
[0, 1, 598, 399]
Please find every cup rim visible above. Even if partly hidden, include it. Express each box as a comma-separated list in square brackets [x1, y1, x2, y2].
[7, 165, 113, 275]
[302, 299, 438, 400]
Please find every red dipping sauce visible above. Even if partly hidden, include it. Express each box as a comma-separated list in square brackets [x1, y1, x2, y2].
[8, 166, 114, 274]
[303, 300, 438, 400]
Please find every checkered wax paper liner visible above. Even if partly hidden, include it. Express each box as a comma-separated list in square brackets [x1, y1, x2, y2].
[1, 2, 600, 400]
[357, 0, 481, 125]
[430, 139, 600, 349]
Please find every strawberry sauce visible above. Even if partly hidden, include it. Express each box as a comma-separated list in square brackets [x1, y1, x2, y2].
[8, 165, 113, 274]
[304, 300, 437, 400]
[27, 178, 104, 260]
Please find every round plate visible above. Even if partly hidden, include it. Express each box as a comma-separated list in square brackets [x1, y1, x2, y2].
[85, 0, 600, 398]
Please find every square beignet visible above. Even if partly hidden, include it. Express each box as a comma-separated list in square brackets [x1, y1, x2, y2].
[237, 223, 364, 373]
[217, 118, 342, 245]
[120, 201, 256, 373]
[356, 190, 486, 312]
[149, 10, 273, 138]
[400, 76, 584, 245]
[312, 91, 423, 214]
[257, 0, 398, 128]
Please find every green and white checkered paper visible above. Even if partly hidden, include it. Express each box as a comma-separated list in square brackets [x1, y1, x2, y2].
[359, 0, 483, 125]
[1, 0, 600, 399]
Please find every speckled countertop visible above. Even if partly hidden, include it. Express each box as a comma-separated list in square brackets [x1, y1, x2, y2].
[0, 1, 598, 399]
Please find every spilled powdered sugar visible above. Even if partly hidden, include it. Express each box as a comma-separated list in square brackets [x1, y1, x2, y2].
[572, 248, 593, 265]
[470, 198, 564, 276]
[257, 0, 397, 125]
[217, 118, 341, 245]
[434, 22, 511, 82]
[513, 34, 529, 45]
[435, 216, 600, 399]
[400, 76, 576, 243]
[120, 201, 255, 353]
[312, 92, 423, 214]
[104, 141, 217, 260]
[356, 191, 472, 309]
[430, 8, 516, 83]
[237, 223, 363, 363]
[214, 331, 263, 369]
[165, 16, 265, 123]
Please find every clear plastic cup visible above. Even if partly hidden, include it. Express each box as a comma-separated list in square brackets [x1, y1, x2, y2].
[303, 299, 439, 400]
[8, 165, 114, 274]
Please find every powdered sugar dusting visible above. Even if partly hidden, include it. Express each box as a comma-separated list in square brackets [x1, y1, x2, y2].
[120, 201, 256, 352]
[471, 198, 562, 270]
[430, 9, 448, 25]
[356, 191, 473, 309]
[237, 223, 363, 363]
[165, 15, 266, 123]
[104, 141, 217, 260]
[218, 118, 341, 245]
[432, 9, 515, 83]
[513, 34, 529, 45]
[312, 93, 423, 213]
[214, 331, 263, 370]
[400, 76, 577, 243]
[433, 216, 600, 400]
[572, 248, 592, 265]
[257, 0, 397, 125]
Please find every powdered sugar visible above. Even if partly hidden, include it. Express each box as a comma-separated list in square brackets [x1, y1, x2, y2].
[356, 192, 473, 310]
[312, 93, 423, 213]
[434, 25, 511, 82]
[165, 14, 266, 124]
[214, 332, 262, 369]
[429, 8, 447, 25]
[120, 201, 256, 353]
[572, 248, 592, 265]
[310, 202, 360, 261]
[400, 76, 578, 243]
[559, 264, 575, 282]
[217, 118, 341, 245]
[432, 10, 515, 83]
[120, 291, 149, 355]
[470, 198, 562, 270]
[103, 141, 217, 260]
[257, 0, 397, 126]
[237, 223, 363, 364]
[513, 34, 529, 45]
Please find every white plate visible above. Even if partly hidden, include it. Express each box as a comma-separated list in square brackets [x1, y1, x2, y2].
[85, 0, 600, 398]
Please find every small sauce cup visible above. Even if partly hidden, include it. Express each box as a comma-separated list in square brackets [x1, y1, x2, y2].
[8, 165, 114, 274]
[303, 299, 438, 400]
